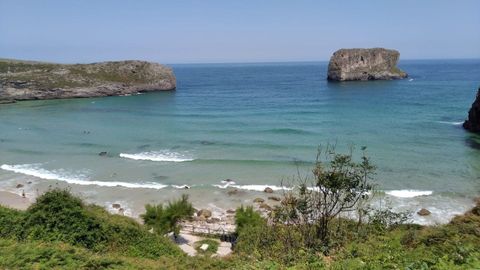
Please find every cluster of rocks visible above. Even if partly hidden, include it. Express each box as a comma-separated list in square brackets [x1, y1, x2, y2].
[111, 203, 125, 215]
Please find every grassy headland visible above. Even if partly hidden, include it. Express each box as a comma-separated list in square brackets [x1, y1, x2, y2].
[0, 59, 176, 102]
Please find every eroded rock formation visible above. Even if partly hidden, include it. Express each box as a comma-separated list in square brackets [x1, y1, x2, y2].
[327, 48, 407, 81]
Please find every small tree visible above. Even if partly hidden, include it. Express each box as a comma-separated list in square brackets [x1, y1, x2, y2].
[141, 194, 194, 240]
[274, 145, 375, 253]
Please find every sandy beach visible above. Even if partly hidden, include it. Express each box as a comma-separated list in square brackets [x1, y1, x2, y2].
[0, 190, 32, 210]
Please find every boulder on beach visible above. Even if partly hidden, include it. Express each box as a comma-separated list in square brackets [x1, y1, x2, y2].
[327, 48, 407, 81]
[259, 203, 272, 211]
[253, 198, 265, 203]
[16, 184, 24, 188]
[112, 203, 121, 209]
[268, 196, 281, 201]
[463, 88, 480, 133]
[197, 209, 212, 219]
[227, 188, 240, 196]
[264, 187, 274, 193]
[417, 208, 431, 216]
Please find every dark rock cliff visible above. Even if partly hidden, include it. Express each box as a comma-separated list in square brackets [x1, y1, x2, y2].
[464, 88, 480, 133]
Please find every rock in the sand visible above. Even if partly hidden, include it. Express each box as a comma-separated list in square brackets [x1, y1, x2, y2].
[16, 184, 24, 188]
[207, 217, 221, 224]
[99, 151, 108, 156]
[118, 208, 125, 215]
[112, 203, 121, 209]
[195, 216, 207, 222]
[197, 209, 212, 218]
[327, 48, 407, 81]
[226, 209, 236, 214]
[200, 244, 209, 251]
[463, 88, 480, 133]
[268, 196, 281, 202]
[253, 198, 265, 203]
[259, 203, 272, 211]
[417, 208, 431, 216]
[227, 188, 240, 196]
[264, 187, 274, 193]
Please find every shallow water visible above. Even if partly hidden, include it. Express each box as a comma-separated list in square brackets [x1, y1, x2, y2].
[1, 59, 479, 224]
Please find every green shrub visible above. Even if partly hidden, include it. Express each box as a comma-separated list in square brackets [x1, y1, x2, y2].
[2, 188, 182, 258]
[141, 194, 194, 238]
[235, 205, 265, 234]
[0, 206, 23, 238]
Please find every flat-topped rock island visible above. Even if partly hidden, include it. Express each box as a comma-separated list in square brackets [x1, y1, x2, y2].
[0, 59, 176, 102]
[327, 48, 408, 81]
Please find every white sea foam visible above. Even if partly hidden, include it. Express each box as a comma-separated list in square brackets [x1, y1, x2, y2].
[436, 121, 464, 126]
[408, 78, 414, 81]
[385, 190, 433, 198]
[119, 151, 194, 162]
[0, 164, 168, 190]
[172, 184, 191, 189]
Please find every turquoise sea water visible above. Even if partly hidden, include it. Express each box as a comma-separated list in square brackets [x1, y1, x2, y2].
[1, 59, 479, 223]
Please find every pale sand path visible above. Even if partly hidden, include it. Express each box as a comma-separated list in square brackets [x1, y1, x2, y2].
[0, 191, 31, 210]
[171, 231, 232, 257]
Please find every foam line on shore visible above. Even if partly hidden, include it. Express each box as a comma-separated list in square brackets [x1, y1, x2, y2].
[385, 190, 433, 198]
[0, 164, 168, 190]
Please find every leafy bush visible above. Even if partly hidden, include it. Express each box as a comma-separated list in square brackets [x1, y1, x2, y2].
[0, 189, 182, 258]
[141, 194, 194, 239]
[234, 205, 265, 234]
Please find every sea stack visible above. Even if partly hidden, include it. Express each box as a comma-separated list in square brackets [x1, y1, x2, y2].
[463, 88, 480, 133]
[327, 48, 408, 81]
[0, 59, 176, 102]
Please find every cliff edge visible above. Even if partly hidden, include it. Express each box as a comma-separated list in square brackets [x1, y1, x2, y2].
[464, 88, 480, 133]
[327, 48, 407, 81]
[0, 59, 176, 102]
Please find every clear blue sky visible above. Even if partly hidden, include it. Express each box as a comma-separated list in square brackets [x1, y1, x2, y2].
[1, 0, 479, 64]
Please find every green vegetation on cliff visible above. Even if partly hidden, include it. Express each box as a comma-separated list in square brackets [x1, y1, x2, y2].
[0, 58, 176, 101]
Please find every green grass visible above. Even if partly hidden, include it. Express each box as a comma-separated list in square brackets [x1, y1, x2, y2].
[194, 239, 220, 256]
[0, 59, 175, 90]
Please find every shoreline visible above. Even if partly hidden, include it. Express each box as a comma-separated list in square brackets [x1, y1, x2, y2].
[0, 184, 477, 230]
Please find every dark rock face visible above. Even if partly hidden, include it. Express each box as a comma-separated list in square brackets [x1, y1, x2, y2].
[0, 59, 176, 101]
[463, 88, 480, 133]
[327, 48, 408, 81]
